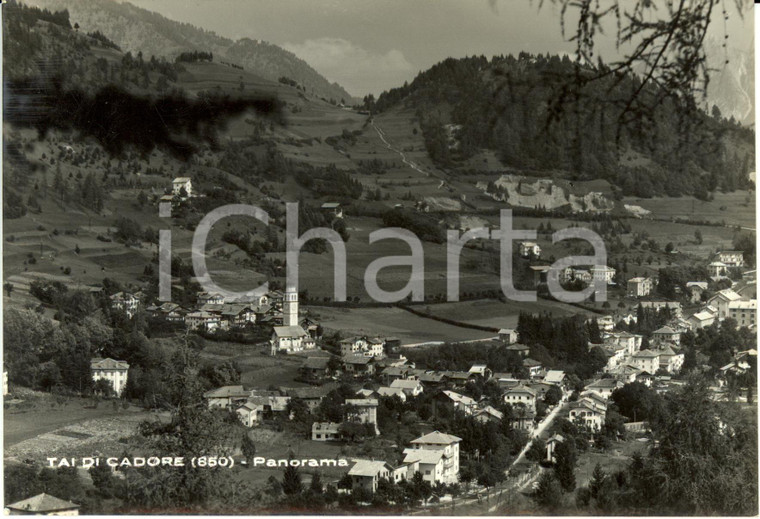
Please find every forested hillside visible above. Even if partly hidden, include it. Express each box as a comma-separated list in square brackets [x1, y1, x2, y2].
[29, 0, 354, 103]
[373, 54, 754, 198]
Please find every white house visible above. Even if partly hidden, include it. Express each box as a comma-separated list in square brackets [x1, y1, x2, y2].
[311, 422, 341, 442]
[631, 350, 661, 374]
[90, 358, 129, 396]
[708, 289, 744, 320]
[591, 265, 616, 284]
[584, 378, 623, 400]
[518, 241, 541, 258]
[627, 277, 653, 297]
[504, 384, 537, 412]
[390, 378, 424, 397]
[439, 390, 477, 415]
[499, 328, 518, 344]
[688, 309, 717, 329]
[348, 460, 392, 493]
[658, 346, 684, 374]
[377, 386, 407, 402]
[172, 177, 192, 198]
[197, 291, 225, 306]
[109, 292, 140, 318]
[270, 325, 314, 355]
[185, 310, 221, 332]
[5, 493, 80, 516]
[568, 397, 606, 430]
[715, 250, 744, 267]
[344, 398, 379, 435]
[340, 336, 385, 358]
[709, 261, 729, 279]
[320, 202, 344, 219]
[237, 399, 265, 427]
[652, 325, 681, 346]
[204, 385, 249, 409]
[404, 431, 461, 484]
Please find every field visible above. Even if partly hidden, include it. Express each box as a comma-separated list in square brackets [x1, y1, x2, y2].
[574, 437, 649, 489]
[198, 341, 309, 388]
[231, 428, 347, 488]
[4, 390, 151, 463]
[623, 191, 756, 229]
[422, 298, 597, 329]
[308, 305, 496, 344]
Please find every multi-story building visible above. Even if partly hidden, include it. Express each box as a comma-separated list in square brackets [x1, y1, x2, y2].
[630, 350, 661, 374]
[728, 299, 757, 328]
[627, 277, 653, 297]
[172, 177, 192, 198]
[403, 431, 461, 485]
[270, 325, 314, 355]
[652, 325, 681, 346]
[204, 385, 250, 409]
[344, 398, 380, 435]
[503, 384, 537, 412]
[639, 301, 683, 319]
[568, 396, 606, 430]
[348, 460, 393, 493]
[591, 265, 617, 284]
[715, 250, 744, 267]
[90, 358, 129, 396]
[311, 422, 341, 442]
[109, 292, 140, 318]
[340, 336, 385, 358]
[708, 289, 744, 320]
[185, 310, 221, 331]
[196, 292, 225, 306]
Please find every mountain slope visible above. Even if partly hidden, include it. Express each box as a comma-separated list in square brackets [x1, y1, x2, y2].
[29, 0, 354, 103]
[372, 54, 754, 199]
[704, 38, 754, 127]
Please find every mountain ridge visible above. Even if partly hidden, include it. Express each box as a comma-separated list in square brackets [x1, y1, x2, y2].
[28, 0, 355, 103]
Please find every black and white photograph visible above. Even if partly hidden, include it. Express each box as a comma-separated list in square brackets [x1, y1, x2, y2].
[1, 0, 757, 515]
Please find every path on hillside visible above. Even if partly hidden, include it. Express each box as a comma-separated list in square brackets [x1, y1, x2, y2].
[371, 121, 434, 178]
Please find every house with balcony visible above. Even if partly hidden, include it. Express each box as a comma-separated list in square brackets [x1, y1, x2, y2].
[403, 431, 461, 485]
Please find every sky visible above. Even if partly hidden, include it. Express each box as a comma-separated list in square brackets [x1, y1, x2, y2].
[128, 0, 754, 98]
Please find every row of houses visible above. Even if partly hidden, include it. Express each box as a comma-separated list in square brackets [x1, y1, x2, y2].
[688, 288, 756, 330]
[347, 431, 461, 491]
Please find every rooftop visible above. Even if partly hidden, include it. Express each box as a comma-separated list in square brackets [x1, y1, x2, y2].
[5, 494, 80, 513]
[410, 430, 462, 445]
[273, 325, 308, 338]
[349, 459, 390, 477]
[91, 358, 129, 370]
